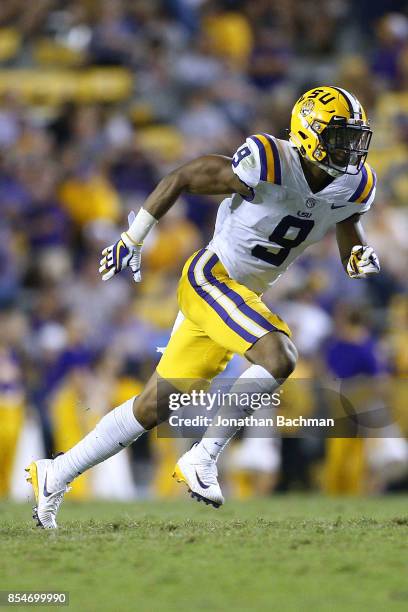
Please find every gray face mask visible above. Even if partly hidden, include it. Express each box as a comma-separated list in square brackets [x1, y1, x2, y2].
[318, 122, 372, 176]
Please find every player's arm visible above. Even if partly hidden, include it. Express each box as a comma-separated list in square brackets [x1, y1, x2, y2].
[143, 155, 251, 218]
[99, 155, 251, 282]
[336, 213, 380, 278]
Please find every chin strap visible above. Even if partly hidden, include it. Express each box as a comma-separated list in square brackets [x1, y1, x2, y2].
[292, 142, 356, 178]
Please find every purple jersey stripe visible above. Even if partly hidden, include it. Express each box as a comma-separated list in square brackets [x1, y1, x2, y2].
[187, 251, 259, 344]
[250, 135, 267, 181]
[361, 169, 377, 204]
[262, 133, 282, 185]
[203, 254, 277, 333]
[348, 165, 368, 202]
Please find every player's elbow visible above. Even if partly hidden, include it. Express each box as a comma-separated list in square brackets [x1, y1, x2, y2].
[160, 169, 188, 195]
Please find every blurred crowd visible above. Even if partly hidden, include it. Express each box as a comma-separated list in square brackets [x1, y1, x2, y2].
[0, 0, 408, 501]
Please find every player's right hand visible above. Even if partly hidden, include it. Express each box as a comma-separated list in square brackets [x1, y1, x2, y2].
[99, 212, 143, 283]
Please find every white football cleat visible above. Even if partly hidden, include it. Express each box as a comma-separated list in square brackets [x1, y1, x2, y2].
[25, 459, 69, 529]
[173, 443, 224, 508]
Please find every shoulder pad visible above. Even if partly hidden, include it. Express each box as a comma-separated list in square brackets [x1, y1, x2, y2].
[248, 133, 282, 185]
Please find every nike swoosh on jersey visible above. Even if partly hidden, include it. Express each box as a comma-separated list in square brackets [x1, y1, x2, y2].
[195, 470, 210, 489]
[330, 203, 347, 209]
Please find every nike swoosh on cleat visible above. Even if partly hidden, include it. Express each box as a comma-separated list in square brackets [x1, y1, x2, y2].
[331, 203, 347, 209]
[43, 473, 52, 497]
[195, 470, 210, 489]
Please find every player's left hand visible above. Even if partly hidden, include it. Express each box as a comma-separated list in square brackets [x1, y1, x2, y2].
[347, 245, 380, 279]
[99, 212, 142, 282]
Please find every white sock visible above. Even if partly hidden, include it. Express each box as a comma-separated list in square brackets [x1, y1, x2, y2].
[51, 397, 146, 487]
[197, 365, 280, 461]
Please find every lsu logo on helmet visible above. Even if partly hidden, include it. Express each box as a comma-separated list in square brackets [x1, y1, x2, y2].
[289, 86, 372, 177]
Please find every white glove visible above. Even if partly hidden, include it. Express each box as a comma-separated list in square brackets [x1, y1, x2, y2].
[347, 245, 380, 279]
[99, 211, 142, 282]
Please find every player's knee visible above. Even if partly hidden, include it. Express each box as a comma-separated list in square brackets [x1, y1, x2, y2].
[133, 374, 174, 429]
[277, 338, 298, 378]
[267, 338, 297, 379]
[133, 389, 157, 429]
[247, 332, 298, 380]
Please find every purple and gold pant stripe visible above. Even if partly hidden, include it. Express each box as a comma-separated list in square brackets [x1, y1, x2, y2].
[187, 249, 277, 345]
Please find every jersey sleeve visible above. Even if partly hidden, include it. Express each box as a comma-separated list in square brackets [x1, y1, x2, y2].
[347, 163, 377, 213]
[232, 134, 282, 188]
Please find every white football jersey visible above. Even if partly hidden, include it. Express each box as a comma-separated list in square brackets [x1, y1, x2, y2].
[209, 134, 377, 293]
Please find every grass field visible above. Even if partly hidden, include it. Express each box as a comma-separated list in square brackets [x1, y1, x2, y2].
[0, 495, 407, 612]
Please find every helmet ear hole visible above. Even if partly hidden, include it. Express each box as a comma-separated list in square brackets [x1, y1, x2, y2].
[298, 131, 308, 140]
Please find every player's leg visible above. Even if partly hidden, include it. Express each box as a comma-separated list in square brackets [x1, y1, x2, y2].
[172, 248, 296, 504]
[48, 334, 226, 492]
[25, 375, 150, 529]
[47, 372, 175, 484]
[25, 371, 185, 529]
[195, 330, 297, 462]
[47, 313, 231, 502]
[26, 312, 230, 527]
[155, 314, 233, 507]
[246, 328, 298, 378]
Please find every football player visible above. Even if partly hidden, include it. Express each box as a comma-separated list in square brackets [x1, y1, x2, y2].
[26, 86, 380, 527]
